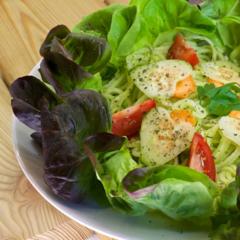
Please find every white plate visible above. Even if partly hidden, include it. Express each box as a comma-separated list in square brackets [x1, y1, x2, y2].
[12, 63, 210, 240]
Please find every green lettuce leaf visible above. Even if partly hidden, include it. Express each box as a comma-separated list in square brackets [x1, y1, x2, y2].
[73, 4, 125, 37]
[200, 0, 240, 63]
[131, 178, 214, 220]
[122, 165, 217, 220]
[73, 0, 216, 66]
[123, 165, 218, 195]
[84, 133, 147, 214]
[201, 0, 240, 19]
[210, 165, 240, 239]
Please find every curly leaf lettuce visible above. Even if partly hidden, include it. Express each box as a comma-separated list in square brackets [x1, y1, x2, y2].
[10, 76, 60, 131]
[41, 90, 111, 202]
[10, 75, 112, 202]
[39, 25, 111, 93]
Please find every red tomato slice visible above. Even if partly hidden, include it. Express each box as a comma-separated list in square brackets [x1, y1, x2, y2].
[188, 132, 216, 181]
[168, 34, 199, 67]
[112, 99, 156, 137]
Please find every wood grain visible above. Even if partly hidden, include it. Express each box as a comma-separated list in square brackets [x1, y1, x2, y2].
[27, 221, 112, 240]
[0, 0, 105, 85]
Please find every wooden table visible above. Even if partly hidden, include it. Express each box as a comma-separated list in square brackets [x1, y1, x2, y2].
[0, 1, 128, 239]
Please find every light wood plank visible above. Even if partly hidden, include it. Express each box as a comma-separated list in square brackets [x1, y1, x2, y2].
[27, 220, 113, 240]
[27, 221, 93, 240]
[0, 0, 105, 85]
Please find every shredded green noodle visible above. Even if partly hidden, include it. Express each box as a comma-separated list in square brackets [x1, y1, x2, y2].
[200, 119, 240, 187]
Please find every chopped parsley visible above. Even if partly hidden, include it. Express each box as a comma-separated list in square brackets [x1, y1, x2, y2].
[197, 83, 240, 116]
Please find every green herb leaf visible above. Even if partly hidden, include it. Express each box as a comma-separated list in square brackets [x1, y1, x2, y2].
[197, 83, 240, 116]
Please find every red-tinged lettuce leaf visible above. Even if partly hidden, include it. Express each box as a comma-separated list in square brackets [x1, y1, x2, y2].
[11, 98, 42, 131]
[10, 76, 59, 131]
[41, 90, 111, 202]
[39, 24, 113, 94]
[40, 25, 111, 74]
[40, 25, 70, 57]
[63, 33, 111, 74]
[84, 133, 125, 162]
[31, 132, 42, 148]
[39, 52, 91, 95]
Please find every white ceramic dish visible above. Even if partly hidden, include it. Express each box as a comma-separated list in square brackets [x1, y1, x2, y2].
[12, 63, 210, 240]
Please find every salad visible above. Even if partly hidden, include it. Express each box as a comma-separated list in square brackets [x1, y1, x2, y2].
[10, 0, 240, 239]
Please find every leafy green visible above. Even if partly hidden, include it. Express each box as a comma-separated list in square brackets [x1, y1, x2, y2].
[73, 4, 125, 37]
[122, 165, 217, 220]
[10, 76, 60, 131]
[40, 52, 91, 95]
[123, 165, 218, 195]
[132, 178, 214, 220]
[72, 0, 216, 66]
[63, 33, 111, 73]
[40, 25, 70, 57]
[210, 165, 240, 239]
[200, 0, 240, 63]
[201, 0, 240, 20]
[107, 5, 141, 64]
[39, 25, 112, 93]
[197, 83, 240, 116]
[114, 0, 215, 63]
[130, 0, 215, 33]
[41, 90, 111, 202]
[79, 73, 103, 91]
[84, 133, 147, 214]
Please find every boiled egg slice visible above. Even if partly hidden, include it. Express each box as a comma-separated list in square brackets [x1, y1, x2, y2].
[202, 61, 240, 86]
[131, 60, 194, 99]
[219, 116, 240, 145]
[140, 107, 195, 166]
